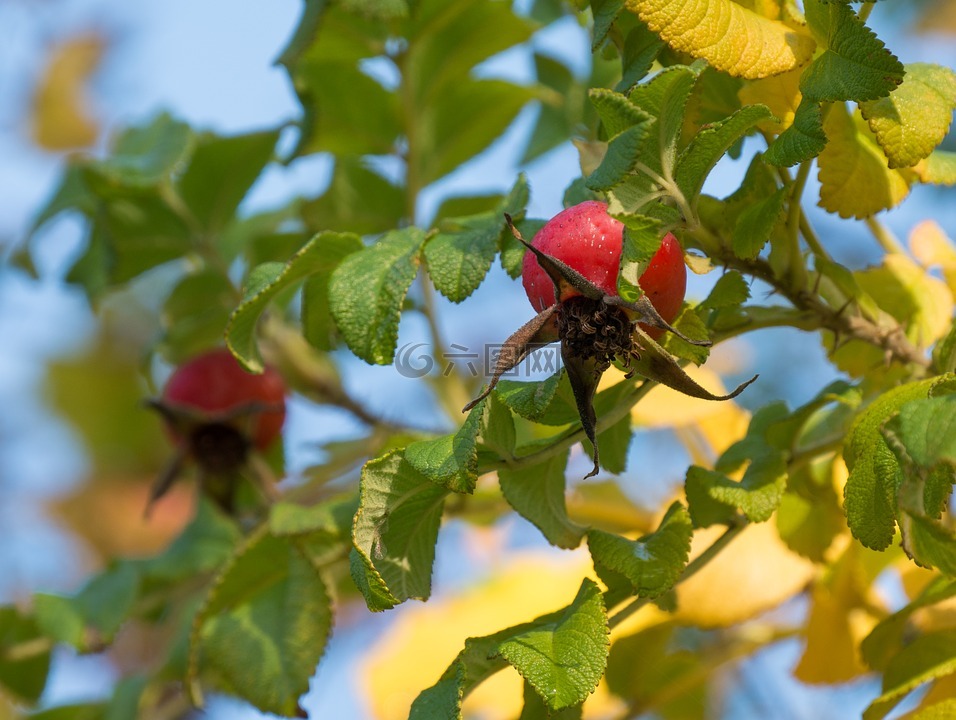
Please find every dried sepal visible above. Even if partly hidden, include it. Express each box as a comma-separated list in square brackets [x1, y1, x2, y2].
[630, 324, 758, 400]
[562, 347, 602, 479]
[462, 303, 560, 412]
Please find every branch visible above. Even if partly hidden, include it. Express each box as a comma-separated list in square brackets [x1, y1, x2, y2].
[720, 252, 930, 370]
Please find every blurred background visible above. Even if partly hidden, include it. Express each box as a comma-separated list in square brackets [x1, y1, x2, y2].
[2, 0, 956, 717]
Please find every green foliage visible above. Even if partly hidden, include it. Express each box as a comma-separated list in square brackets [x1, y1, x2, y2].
[351, 451, 447, 611]
[495, 579, 609, 711]
[328, 228, 425, 365]
[188, 530, 332, 716]
[588, 502, 692, 597]
[499, 452, 586, 549]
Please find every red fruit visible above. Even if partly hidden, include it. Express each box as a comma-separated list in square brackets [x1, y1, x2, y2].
[162, 348, 286, 451]
[521, 200, 687, 334]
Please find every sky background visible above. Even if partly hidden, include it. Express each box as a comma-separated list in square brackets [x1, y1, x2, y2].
[1, 1, 955, 717]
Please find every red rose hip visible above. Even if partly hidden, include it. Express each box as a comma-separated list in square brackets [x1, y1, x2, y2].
[162, 348, 286, 451]
[520, 200, 686, 335]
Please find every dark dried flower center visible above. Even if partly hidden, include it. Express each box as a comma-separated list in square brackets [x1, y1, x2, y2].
[189, 423, 250, 475]
[558, 296, 635, 373]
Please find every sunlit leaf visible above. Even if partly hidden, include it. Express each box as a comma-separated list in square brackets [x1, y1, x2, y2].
[860, 63, 956, 169]
[622, 0, 815, 79]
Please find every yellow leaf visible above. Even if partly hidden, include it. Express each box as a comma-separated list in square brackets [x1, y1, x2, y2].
[817, 103, 914, 219]
[915, 151, 956, 186]
[360, 550, 637, 720]
[738, 68, 802, 133]
[673, 521, 815, 627]
[734, 0, 781, 20]
[623, 0, 815, 79]
[31, 35, 103, 151]
[910, 220, 956, 296]
[856, 253, 954, 347]
[794, 587, 873, 683]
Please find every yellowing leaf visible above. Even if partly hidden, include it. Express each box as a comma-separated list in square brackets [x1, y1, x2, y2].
[817, 104, 914, 219]
[861, 64, 956, 169]
[856, 254, 954, 347]
[623, 0, 815, 79]
[910, 220, 956, 296]
[361, 550, 630, 720]
[915, 151, 956, 186]
[673, 521, 815, 627]
[31, 35, 103, 150]
[795, 547, 879, 684]
[739, 68, 803, 132]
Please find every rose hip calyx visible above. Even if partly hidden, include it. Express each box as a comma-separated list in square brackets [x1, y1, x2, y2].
[146, 348, 287, 515]
[464, 210, 756, 480]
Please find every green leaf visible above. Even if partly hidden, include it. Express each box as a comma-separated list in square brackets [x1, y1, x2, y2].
[591, 0, 625, 51]
[843, 377, 943, 550]
[732, 187, 786, 260]
[160, 269, 237, 363]
[700, 270, 750, 310]
[269, 494, 358, 539]
[405, 400, 487, 493]
[142, 500, 242, 583]
[409, 627, 527, 720]
[674, 104, 775, 203]
[522, 54, 576, 164]
[800, 0, 904, 103]
[329, 227, 425, 365]
[629, 64, 702, 177]
[860, 63, 956, 169]
[587, 502, 693, 597]
[351, 450, 447, 610]
[597, 413, 632, 474]
[585, 121, 654, 192]
[189, 531, 331, 717]
[495, 579, 609, 710]
[0, 606, 51, 703]
[686, 452, 787, 524]
[86, 112, 192, 189]
[69, 563, 141, 641]
[425, 213, 502, 303]
[29, 162, 97, 233]
[405, 0, 533, 107]
[292, 61, 401, 157]
[764, 99, 827, 167]
[615, 213, 663, 303]
[660, 306, 711, 365]
[177, 129, 280, 234]
[69, 195, 193, 299]
[499, 452, 586, 549]
[418, 79, 536, 185]
[862, 578, 956, 671]
[481, 390, 516, 458]
[227, 231, 362, 371]
[884, 394, 956, 469]
[302, 157, 405, 236]
[496, 372, 564, 423]
[589, 88, 650, 139]
[864, 630, 956, 720]
[616, 21, 664, 93]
